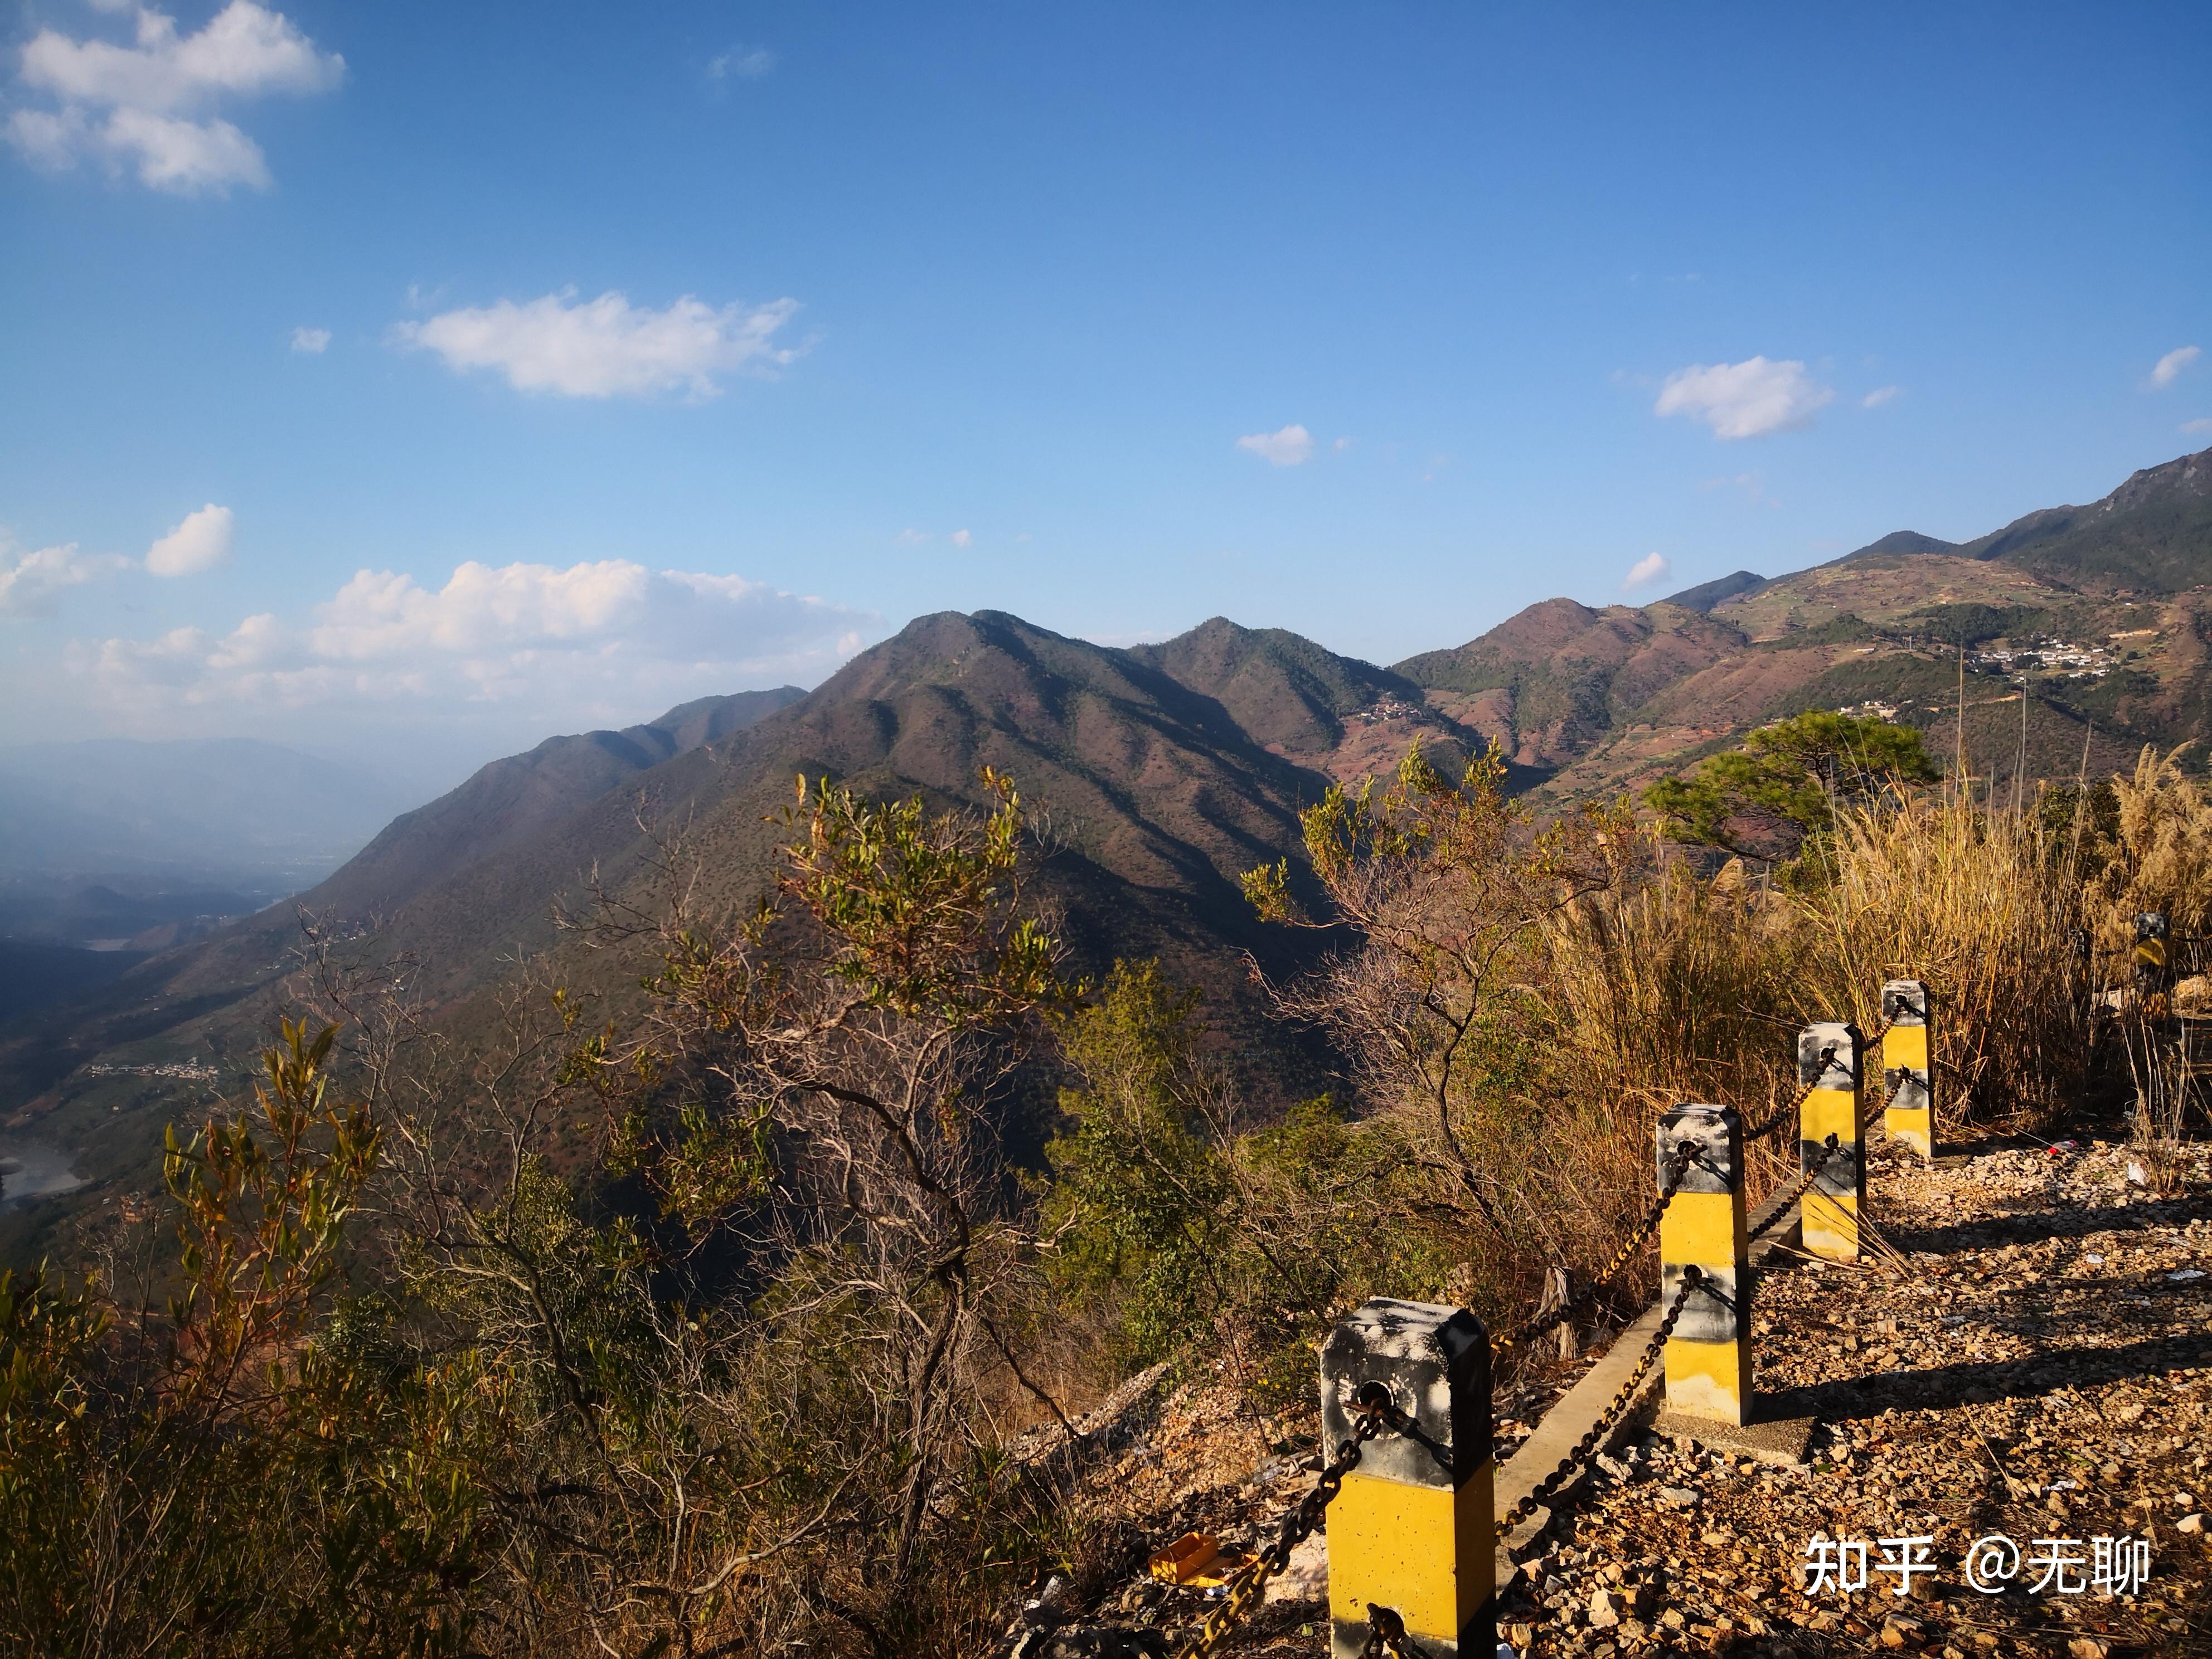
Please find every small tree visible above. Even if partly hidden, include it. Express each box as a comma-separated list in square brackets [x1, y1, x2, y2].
[1042, 962, 1236, 1364]
[1244, 741, 1637, 1240]
[590, 767, 1083, 1596]
[1645, 710, 1938, 857]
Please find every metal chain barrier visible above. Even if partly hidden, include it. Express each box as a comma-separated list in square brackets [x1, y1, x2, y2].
[1739, 1013, 1896, 1143]
[1359, 1603, 1413, 1658]
[1739, 1041, 1835, 1142]
[1170, 1395, 1401, 1659]
[1493, 1268, 1703, 1540]
[1491, 1142, 1694, 1357]
[1127, 1016, 1886, 1653]
[1746, 1133, 1842, 1243]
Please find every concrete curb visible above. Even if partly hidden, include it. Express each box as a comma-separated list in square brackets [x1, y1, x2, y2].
[1491, 1180, 1809, 1575]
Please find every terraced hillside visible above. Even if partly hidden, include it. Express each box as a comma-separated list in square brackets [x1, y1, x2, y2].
[1392, 445, 2212, 804]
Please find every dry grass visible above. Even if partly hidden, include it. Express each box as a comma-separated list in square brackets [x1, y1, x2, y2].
[1801, 793, 2089, 1128]
[1507, 794, 2089, 1298]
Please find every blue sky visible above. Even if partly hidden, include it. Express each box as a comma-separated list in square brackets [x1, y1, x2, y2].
[3, 1, 2208, 794]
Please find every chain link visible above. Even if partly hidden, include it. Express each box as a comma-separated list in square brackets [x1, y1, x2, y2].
[1169, 1401, 1398, 1659]
[1359, 1603, 1413, 1658]
[1747, 1133, 1842, 1243]
[1740, 1013, 1895, 1143]
[1740, 1041, 1835, 1142]
[1493, 1268, 1703, 1540]
[1491, 1142, 1694, 1356]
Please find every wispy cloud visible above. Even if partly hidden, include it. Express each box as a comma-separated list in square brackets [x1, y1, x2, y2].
[8, 2, 343, 195]
[1623, 551, 1671, 590]
[75, 559, 875, 720]
[948, 529, 973, 549]
[0, 540, 128, 619]
[708, 45, 775, 81]
[1236, 424, 1313, 467]
[1862, 385, 1900, 408]
[392, 288, 805, 399]
[2183, 418, 2212, 435]
[2147, 345, 2201, 390]
[1655, 356, 1833, 440]
[290, 324, 329, 353]
[1700, 470, 1777, 507]
[145, 503, 234, 577]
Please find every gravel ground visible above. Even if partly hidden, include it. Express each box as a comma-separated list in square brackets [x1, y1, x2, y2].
[1497, 1137, 2212, 1658]
[1002, 1137, 2212, 1659]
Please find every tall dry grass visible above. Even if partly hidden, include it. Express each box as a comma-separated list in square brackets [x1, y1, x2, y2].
[1511, 793, 2088, 1286]
[1799, 793, 2089, 1127]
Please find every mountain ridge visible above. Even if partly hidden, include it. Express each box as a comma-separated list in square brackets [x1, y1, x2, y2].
[8, 442, 2212, 1263]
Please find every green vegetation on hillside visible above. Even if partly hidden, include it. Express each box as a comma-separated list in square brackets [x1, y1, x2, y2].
[1645, 711, 1941, 856]
[8, 731, 2207, 1653]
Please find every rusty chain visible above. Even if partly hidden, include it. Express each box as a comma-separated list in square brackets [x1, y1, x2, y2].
[1358, 1603, 1413, 1658]
[1491, 1141, 1694, 1357]
[1168, 1393, 1401, 1659]
[1493, 1267, 1702, 1540]
[1747, 1133, 1843, 1243]
[1739, 1013, 1899, 1143]
[1740, 1041, 1836, 1142]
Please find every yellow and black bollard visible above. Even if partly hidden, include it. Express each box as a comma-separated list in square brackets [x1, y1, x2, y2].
[1657, 1104, 1752, 1427]
[1320, 1299, 1495, 1657]
[2136, 912, 2171, 991]
[1881, 979, 1936, 1161]
[1799, 1021, 1865, 1261]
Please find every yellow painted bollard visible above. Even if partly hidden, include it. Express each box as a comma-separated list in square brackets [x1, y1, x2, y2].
[1799, 1021, 1865, 1262]
[1881, 979, 1936, 1161]
[2136, 912, 2170, 988]
[1320, 1299, 1495, 1658]
[1658, 1104, 1751, 1427]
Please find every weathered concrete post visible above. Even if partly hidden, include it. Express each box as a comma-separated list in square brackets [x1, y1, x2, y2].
[1320, 1299, 1495, 1658]
[1881, 979, 1936, 1161]
[2136, 911, 2171, 989]
[1799, 1021, 1866, 1262]
[1657, 1104, 1751, 1427]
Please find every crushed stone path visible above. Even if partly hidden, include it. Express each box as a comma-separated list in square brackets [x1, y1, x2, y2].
[1000, 1138, 2212, 1658]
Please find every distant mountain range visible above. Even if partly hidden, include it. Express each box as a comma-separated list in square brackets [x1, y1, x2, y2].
[4, 443, 2209, 1262]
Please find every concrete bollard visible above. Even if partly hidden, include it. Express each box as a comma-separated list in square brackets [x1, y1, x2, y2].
[1881, 979, 1936, 1161]
[1320, 1299, 1495, 1658]
[1657, 1104, 1751, 1427]
[1799, 1021, 1865, 1262]
[2136, 912, 2171, 989]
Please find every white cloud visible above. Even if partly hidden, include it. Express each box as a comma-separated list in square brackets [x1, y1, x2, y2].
[895, 527, 930, 546]
[949, 528, 972, 549]
[709, 45, 775, 80]
[1332, 436, 1353, 453]
[1236, 424, 1313, 467]
[145, 503, 234, 576]
[9, 3, 342, 195]
[290, 324, 329, 353]
[2184, 418, 2212, 435]
[2147, 346, 2201, 390]
[0, 540, 128, 619]
[1862, 385, 1900, 408]
[74, 558, 875, 718]
[393, 289, 804, 399]
[1623, 551, 1671, 590]
[1655, 357, 1833, 440]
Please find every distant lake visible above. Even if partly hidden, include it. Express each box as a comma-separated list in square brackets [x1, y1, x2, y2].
[0, 1141, 85, 1210]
